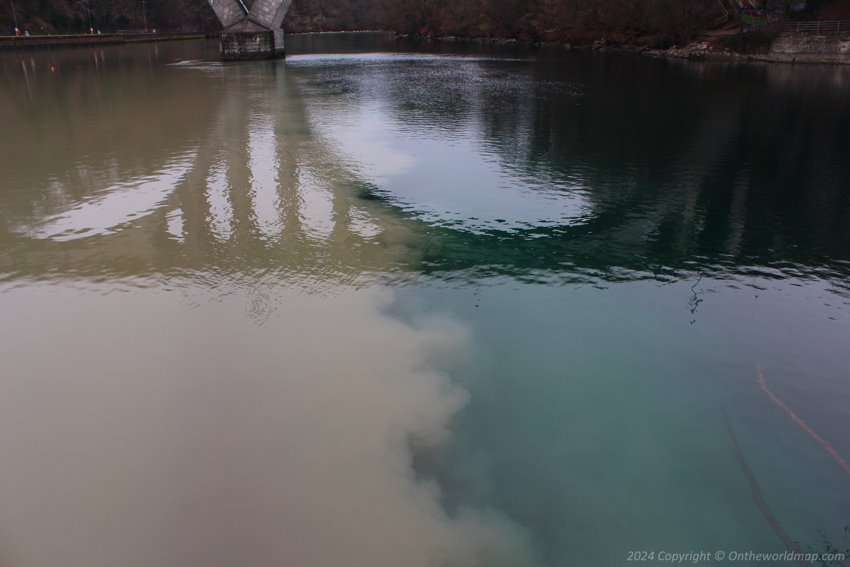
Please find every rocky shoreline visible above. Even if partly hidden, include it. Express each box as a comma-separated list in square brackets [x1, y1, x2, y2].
[646, 35, 850, 64]
[395, 30, 850, 65]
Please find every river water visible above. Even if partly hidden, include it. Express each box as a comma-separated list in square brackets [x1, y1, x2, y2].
[1, 34, 849, 567]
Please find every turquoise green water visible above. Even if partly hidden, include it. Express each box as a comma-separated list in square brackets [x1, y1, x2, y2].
[0, 35, 848, 567]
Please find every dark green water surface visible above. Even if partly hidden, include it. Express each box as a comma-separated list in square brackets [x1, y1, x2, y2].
[0, 34, 848, 567]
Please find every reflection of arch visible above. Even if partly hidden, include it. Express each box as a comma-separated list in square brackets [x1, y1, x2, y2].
[168, 63, 415, 280]
[2, 58, 422, 288]
[4, 46, 850, 295]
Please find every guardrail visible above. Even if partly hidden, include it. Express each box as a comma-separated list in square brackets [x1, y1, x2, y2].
[783, 20, 850, 33]
[0, 32, 213, 52]
[116, 29, 204, 35]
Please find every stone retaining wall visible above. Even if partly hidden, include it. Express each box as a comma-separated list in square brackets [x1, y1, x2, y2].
[769, 30, 850, 62]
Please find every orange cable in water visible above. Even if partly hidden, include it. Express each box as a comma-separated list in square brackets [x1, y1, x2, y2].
[757, 363, 850, 478]
[723, 410, 811, 567]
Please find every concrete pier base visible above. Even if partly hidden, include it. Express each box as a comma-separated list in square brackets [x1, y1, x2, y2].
[220, 31, 285, 61]
[208, 0, 293, 61]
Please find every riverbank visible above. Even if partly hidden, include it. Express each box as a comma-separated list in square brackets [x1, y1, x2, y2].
[644, 29, 850, 64]
[2, 27, 847, 65]
[0, 32, 213, 52]
[397, 28, 850, 65]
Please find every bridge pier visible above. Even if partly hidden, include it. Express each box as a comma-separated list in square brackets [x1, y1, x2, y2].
[220, 28, 282, 61]
[208, 0, 292, 61]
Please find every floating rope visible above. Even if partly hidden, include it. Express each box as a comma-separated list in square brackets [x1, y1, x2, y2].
[757, 364, 850, 478]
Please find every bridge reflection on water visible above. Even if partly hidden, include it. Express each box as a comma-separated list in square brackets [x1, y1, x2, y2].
[0, 45, 424, 295]
[2, 38, 850, 294]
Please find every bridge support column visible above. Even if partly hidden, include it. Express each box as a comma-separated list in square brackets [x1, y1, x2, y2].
[208, 0, 293, 61]
[220, 30, 280, 61]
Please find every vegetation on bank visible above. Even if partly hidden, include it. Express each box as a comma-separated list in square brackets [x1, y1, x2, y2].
[0, 0, 217, 34]
[288, 0, 723, 47]
[1, 0, 846, 48]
